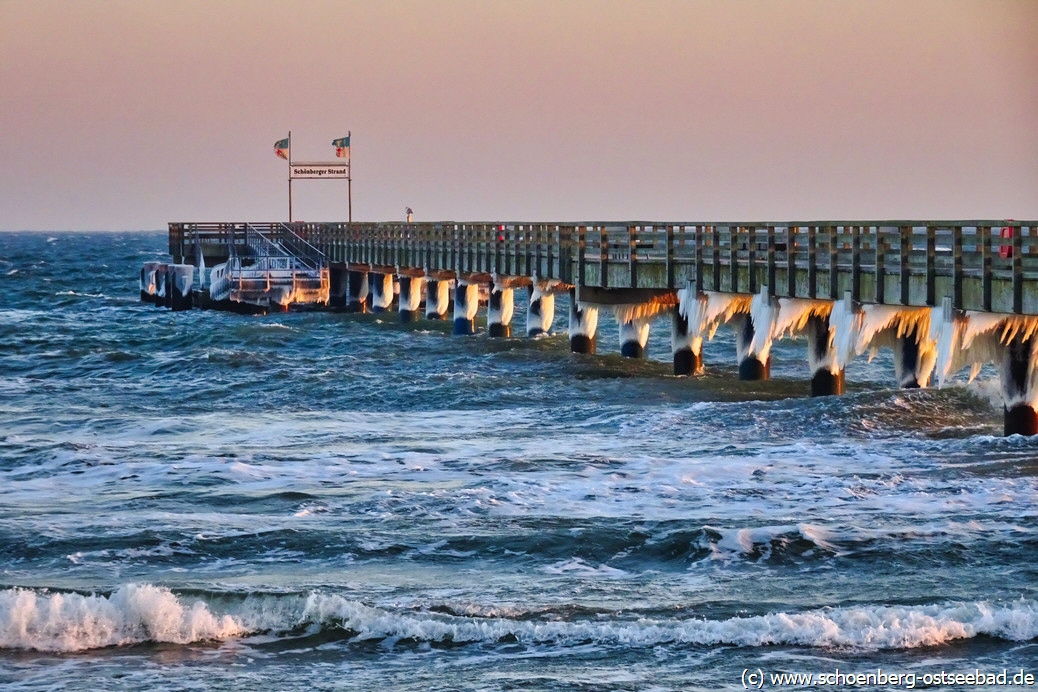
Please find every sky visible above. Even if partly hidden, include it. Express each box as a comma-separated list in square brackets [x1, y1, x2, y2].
[1, 0, 1036, 230]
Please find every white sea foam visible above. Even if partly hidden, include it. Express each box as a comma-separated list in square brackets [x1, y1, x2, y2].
[0, 584, 242, 652]
[3, 586, 1035, 652]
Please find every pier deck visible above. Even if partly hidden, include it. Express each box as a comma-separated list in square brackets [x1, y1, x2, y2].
[170, 221, 1037, 315]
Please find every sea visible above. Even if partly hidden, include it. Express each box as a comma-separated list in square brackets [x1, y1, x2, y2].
[1, 230, 1036, 691]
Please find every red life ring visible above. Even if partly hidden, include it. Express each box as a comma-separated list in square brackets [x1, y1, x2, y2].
[999, 220, 1015, 259]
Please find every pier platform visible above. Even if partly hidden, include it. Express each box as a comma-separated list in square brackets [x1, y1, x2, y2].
[150, 220, 1038, 435]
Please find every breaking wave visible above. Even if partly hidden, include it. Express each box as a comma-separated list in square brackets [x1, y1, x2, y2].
[2, 585, 1036, 653]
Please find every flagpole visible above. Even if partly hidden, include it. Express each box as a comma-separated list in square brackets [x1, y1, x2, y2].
[288, 131, 293, 222]
[347, 130, 352, 225]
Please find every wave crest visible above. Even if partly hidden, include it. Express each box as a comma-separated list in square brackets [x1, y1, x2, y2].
[3, 585, 1036, 653]
[0, 584, 242, 652]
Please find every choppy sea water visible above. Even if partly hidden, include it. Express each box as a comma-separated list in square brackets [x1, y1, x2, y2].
[1, 231, 1036, 691]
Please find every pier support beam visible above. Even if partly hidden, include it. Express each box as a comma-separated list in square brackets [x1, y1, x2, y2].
[154, 265, 169, 308]
[169, 264, 194, 312]
[488, 284, 514, 337]
[140, 262, 159, 304]
[567, 288, 597, 354]
[370, 272, 394, 312]
[807, 314, 844, 396]
[328, 265, 348, 309]
[426, 279, 451, 320]
[453, 281, 479, 335]
[1002, 335, 1038, 436]
[894, 325, 926, 388]
[398, 276, 424, 323]
[735, 314, 770, 380]
[347, 270, 369, 313]
[619, 317, 650, 359]
[527, 285, 555, 336]
[671, 307, 702, 375]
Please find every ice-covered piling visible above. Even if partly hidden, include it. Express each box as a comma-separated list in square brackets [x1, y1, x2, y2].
[487, 283, 514, 337]
[671, 306, 699, 375]
[140, 262, 160, 304]
[618, 318, 650, 358]
[453, 280, 479, 335]
[568, 287, 598, 354]
[734, 290, 778, 380]
[807, 315, 843, 395]
[370, 273, 394, 312]
[678, 290, 753, 374]
[154, 265, 170, 308]
[328, 266, 348, 309]
[611, 303, 666, 359]
[425, 279, 451, 320]
[526, 284, 555, 336]
[168, 264, 194, 312]
[735, 315, 769, 379]
[931, 311, 1038, 435]
[346, 270, 369, 313]
[397, 276, 424, 323]
[1002, 335, 1038, 435]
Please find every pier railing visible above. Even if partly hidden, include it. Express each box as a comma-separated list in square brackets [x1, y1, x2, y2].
[170, 221, 1037, 314]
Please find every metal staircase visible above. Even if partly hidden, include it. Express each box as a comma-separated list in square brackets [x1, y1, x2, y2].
[207, 223, 330, 307]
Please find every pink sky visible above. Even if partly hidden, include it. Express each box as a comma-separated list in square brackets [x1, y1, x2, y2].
[2, 0, 1035, 230]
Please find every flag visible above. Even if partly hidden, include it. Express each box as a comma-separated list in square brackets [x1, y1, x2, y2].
[333, 135, 350, 159]
[274, 137, 290, 160]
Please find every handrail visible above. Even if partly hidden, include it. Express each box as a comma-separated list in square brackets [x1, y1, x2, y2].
[170, 220, 1038, 314]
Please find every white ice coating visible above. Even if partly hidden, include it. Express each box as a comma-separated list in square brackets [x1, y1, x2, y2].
[671, 289, 696, 352]
[398, 276, 425, 313]
[617, 316, 651, 348]
[841, 305, 938, 387]
[170, 264, 194, 297]
[155, 265, 167, 298]
[426, 279, 451, 317]
[196, 243, 206, 288]
[141, 262, 159, 296]
[371, 273, 394, 310]
[527, 286, 555, 334]
[350, 271, 369, 302]
[488, 286, 514, 326]
[610, 301, 670, 324]
[569, 302, 599, 338]
[745, 290, 778, 362]
[455, 281, 479, 321]
[677, 290, 753, 359]
[930, 311, 1038, 408]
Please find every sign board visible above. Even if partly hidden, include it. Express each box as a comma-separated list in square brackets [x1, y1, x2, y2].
[290, 162, 349, 179]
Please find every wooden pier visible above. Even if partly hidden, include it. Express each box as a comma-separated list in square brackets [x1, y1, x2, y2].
[170, 220, 1037, 314]
[159, 219, 1038, 435]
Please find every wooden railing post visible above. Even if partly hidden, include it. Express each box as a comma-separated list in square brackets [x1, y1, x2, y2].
[981, 225, 992, 311]
[926, 224, 936, 306]
[787, 226, 797, 297]
[851, 225, 861, 302]
[828, 225, 838, 300]
[747, 226, 758, 294]
[711, 225, 721, 292]
[807, 226, 818, 299]
[629, 225, 638, 288]
[729, 226, 739, 293]
[1013, 223, 1024, 313]
[899, 225, 912, 306]
[952, 225, 963, 308]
